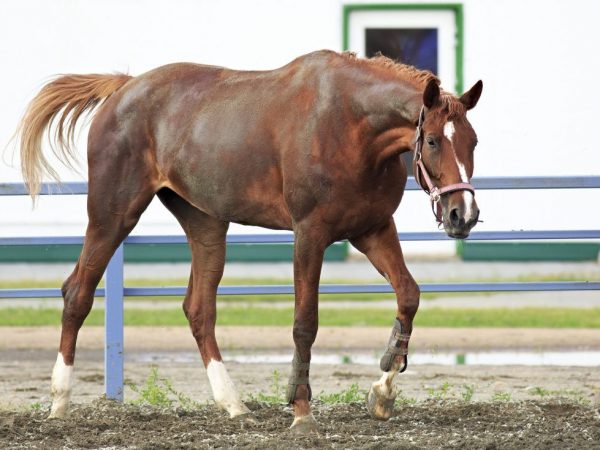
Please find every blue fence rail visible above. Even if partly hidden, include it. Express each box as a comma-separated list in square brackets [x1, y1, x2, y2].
[1, 176, 600, 400]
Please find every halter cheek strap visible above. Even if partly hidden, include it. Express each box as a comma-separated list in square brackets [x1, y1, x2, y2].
[413, 106, 476, 224]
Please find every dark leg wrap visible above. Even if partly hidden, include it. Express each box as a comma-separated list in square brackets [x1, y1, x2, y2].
[379, 318, 410, 373]
[286, 351, 311, 404]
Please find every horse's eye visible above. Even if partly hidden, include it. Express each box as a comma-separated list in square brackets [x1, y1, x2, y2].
[426, 136, 436, 148]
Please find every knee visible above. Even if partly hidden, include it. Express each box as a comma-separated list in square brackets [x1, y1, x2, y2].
[61, 275, 76, 300]
[60, 280, 91, 325]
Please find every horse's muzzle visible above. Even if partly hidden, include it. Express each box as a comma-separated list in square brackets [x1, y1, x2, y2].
[443, 204, 480, 239]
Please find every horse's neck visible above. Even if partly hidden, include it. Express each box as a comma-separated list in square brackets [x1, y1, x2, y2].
[352, 80, 422, 130]
[348, 79, 423, 166]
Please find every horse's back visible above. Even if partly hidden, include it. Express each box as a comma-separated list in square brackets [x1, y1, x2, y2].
[90, 59, 312, 228]
[87, 50, 399, 233]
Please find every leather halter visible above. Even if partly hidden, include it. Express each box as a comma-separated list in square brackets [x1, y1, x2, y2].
[413, 106, 476, 225]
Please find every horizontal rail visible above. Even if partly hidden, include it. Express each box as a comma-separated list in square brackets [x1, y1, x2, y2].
[128, 282, 600, 295]
[0, 182, 88, 196]
[0, 288, 104, 298]
[2, 281, 600, 299]
[2, 176, 600, 196]
[2, 229, 600, 246]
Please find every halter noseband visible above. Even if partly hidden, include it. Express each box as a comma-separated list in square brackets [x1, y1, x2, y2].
[413, 106, 476, 225]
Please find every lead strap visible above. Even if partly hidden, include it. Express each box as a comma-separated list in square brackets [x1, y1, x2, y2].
[380, 318, 411, 373]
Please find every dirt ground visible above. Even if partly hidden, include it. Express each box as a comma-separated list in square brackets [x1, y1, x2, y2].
[1, 399, 598, 449]
[0, 326, 599, 448]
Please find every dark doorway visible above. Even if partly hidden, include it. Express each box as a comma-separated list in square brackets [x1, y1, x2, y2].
[366, 28, 439, 175]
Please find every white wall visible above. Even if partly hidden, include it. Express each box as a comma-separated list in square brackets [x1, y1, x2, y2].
[1, 0, 598, 255]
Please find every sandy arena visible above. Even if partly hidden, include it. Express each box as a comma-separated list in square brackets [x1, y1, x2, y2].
[0, 326, 598, 448]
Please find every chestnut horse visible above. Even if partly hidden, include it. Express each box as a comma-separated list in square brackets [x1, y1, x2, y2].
[15, 50, 482, 432]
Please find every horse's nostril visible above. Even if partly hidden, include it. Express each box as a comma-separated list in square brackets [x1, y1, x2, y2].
[464, 209, 480, 229]
[449, 208, 461, 227]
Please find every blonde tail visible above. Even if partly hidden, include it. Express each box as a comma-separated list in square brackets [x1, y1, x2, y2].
[14, 73, 132, 199]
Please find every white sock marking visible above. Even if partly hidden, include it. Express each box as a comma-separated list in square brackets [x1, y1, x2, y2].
[373, 370, 397, 397]
[445, 120, 476, 222]
[49, 352, 73, 418]
[206, 359, 249, 418]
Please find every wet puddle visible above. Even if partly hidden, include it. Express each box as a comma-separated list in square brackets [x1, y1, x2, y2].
[131, 350, 600, 367]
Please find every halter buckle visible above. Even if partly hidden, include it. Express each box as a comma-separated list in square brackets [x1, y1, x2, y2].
[429, 187, 441, 203]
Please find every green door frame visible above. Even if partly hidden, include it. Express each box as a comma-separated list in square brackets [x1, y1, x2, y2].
[342, 3, 464, 94]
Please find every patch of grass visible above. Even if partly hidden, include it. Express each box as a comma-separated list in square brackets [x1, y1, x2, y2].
[395, 390, 418, 406]
[128, 366, 200, 409]
[462, 384, 476, 402]
[528, 386, 550, 398]
[247, 370, 286, 404]
[526, 386, 590, 405]
[1, 306, 599, 328]
[491, 392, 512, 402]
[28, 402, 43, 411]
[317, 383, 364, 404]
[427, 381, 453, 400]
[248, 376, 366, 406]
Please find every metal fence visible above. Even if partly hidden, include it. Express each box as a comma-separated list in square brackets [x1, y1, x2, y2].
[1, 177, 600, 400]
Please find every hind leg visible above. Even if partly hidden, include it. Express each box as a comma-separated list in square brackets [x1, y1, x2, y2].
[50, 154, 156, 418]
[157, 189, 249, 417]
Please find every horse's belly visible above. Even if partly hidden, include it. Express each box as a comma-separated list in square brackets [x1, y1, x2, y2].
[165, 151, 292, 230]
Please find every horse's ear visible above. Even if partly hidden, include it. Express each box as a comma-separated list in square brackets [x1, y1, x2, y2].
[459, 80, 483, 110]
[423, 79, 440, 108]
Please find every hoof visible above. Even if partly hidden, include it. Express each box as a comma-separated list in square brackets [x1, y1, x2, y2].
[47, 410, 67, 420]
[219, 401, 251, 419]
[48, 403, 69, 419]
[366, 384, 396, 421]
[290, 414, 319, 435]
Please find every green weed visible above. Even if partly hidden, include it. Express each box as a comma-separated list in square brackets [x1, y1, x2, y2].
[528, 386, 550, 398]
[491, 392, 512, 402]
[28, 402, 43, 411]
[395, 390, 418, 406]
[461, 384, 476, 402]
[247, 370, 286, 404]
[317, 383, 364, 404]
[427, 381, 453, 400]
[128, 366, 199, 409]
[527, 386, 590, 405]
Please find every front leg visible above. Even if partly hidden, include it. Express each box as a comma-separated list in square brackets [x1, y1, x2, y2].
[350, 219, 420, 420]
[287, 225, 328, 434]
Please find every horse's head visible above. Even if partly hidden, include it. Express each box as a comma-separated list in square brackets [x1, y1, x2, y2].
[415, 79, 483, 239]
